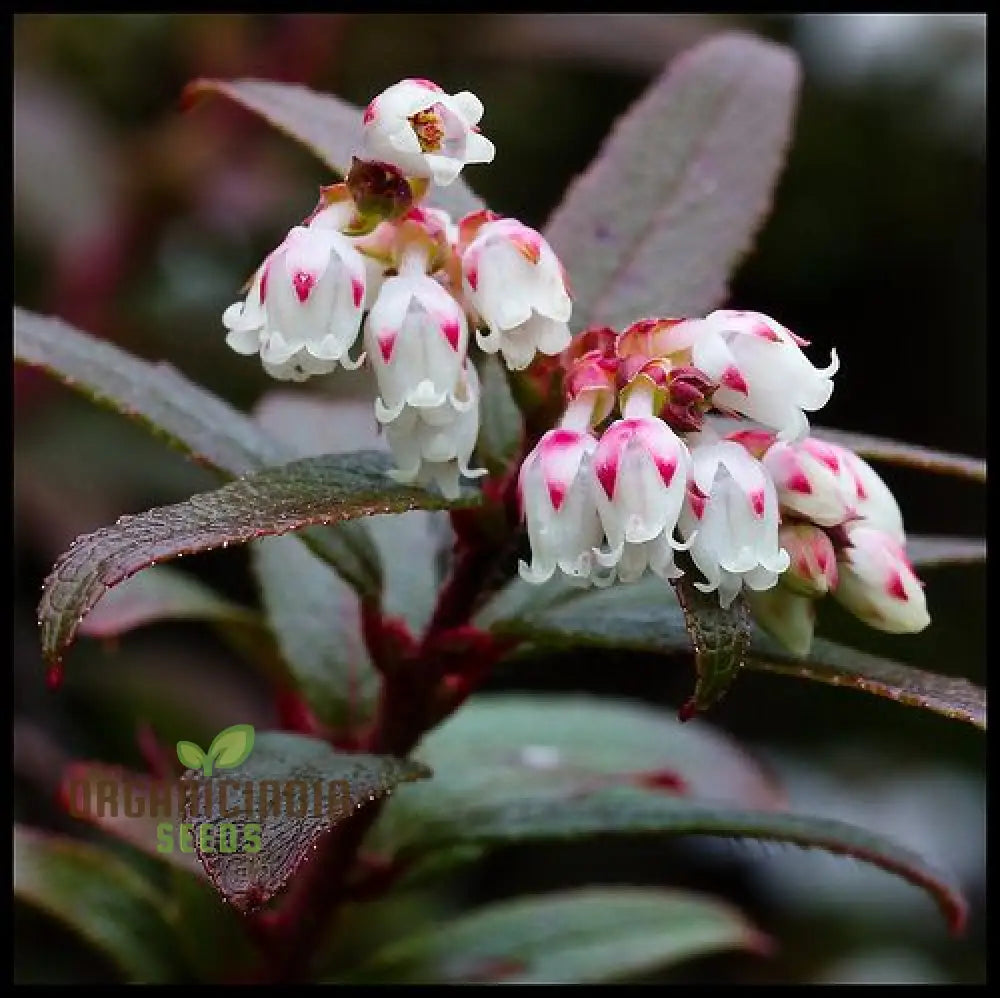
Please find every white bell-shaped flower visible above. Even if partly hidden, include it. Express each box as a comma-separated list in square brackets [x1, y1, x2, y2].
[686, 310, 839, 441]
[365, 268, 468, 423]
[222, 223, 366, 382]
[461, 217, 572, 371]
[678, 438, 790, 608]
[381, 360, 486, 501]
[361, 78, 495, 186]
[591, 379, 692, 584]
[833, 526, 930, 633]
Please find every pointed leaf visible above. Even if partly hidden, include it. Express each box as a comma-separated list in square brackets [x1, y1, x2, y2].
[175, 742, 206, 771]
[14, 307, 384, 597]
[747, 637, 986, 730]
[252, 535, 379, 729]
[488, 576, 985, 728]
[14, 306, 284, 476]
[673, 577, 751, 719]
[338, 887, 768, 984]
[179, 732, 431, 910]
[182, 77, 484, 219]
[544, 32, 800, 330]
[207, 723, 255, 769]
[37, 450, 478, 674]
[14, 826, 182, 982]
[378, 785, 966, 934]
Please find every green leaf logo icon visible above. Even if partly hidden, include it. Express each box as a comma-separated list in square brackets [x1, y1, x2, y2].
[176, 740, 206, 772]
[176, 724, 255, 777]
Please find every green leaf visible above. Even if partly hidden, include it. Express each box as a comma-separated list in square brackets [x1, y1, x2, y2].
[14, 825, 182, 982]
[180, 732, 431, 910]
[182, 77, 485, 220]
[544, 32, 800, 330]
[14, 307, 384, 599]
[377, 785, 966, 934]
[14, 306, 284, 476]
[747, 637, 987, 730]
[371, 694, 785, 844]
[487, 576, 986, 728]
[175, 742, 206, 772]
[252, 535, 379, 729]
[673, 577, 751, 719]
[207, 723, 255, 770]
[38, 450, 478, 673]
[338, 887, 768, 984]
[77, 564, 260, 638]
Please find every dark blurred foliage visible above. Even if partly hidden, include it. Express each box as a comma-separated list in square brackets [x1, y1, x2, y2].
[13, 13, 985, 984]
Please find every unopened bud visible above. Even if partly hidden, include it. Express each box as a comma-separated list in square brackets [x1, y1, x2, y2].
[658, 365, 717, 433]
[779, 522, 838, 597]
[346, 157, 415, 229]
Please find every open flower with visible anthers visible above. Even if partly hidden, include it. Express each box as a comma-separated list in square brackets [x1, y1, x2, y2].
[678, 435, 790, 608]
[461, 216, 573, 371]
[833, 525, 930, 633]
[591, 365, 693, 585]
[222, 218, 367, 382]
[361, 79, 495, 186]
[382, 359, 487, 500]
[653, 310, 838, 441]
[517, 360, 616, 586]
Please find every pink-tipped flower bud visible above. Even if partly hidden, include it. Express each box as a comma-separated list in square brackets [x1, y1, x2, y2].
[565, 352, 618, 426]
[833, 526, 930, 634]
[779, 522, 838, 597]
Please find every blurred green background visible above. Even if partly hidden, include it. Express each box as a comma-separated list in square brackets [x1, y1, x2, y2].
[13, 13, 985, 984]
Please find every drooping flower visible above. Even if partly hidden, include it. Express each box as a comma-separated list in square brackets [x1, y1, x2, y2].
[677, 437, 790, 608]
[364, 263, 468, 423]
[361, 79, 495, 186]
[658, 310, 838, 441]
[591, 369, 692, 584]
[517, 358, 615, 586]
[461, 216, 572, 371]
[222, 223, 366, 381]
[833, 526, 930, 633]
[382, 359, 487, 500]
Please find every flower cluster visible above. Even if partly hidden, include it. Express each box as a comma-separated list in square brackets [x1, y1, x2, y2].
[517, 313, 930, 654]
[221, 77, 930, 656]
[222, 78, 571, 498]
